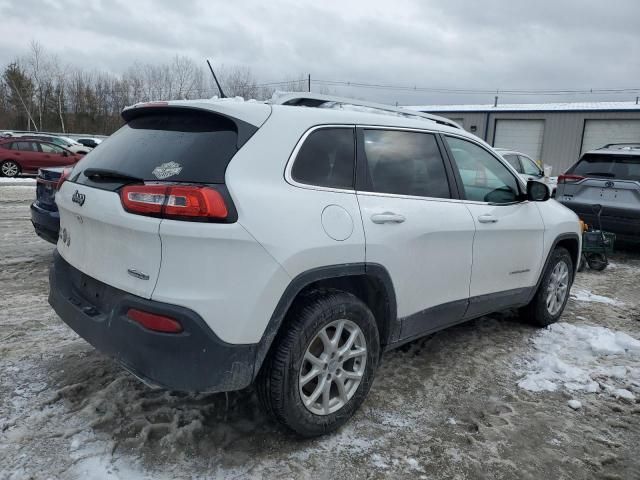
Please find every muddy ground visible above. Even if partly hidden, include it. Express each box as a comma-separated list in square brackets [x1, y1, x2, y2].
[0, 184, 638, 479]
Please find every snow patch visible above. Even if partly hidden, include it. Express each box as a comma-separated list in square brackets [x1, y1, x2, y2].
[570, 289, 624, 306]
[518, 323, 640, 401]
[0, 177, 36, 184]
[567, 400, 582, 410]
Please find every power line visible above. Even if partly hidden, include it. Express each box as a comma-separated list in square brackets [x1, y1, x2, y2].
[308, 79, 640, 96]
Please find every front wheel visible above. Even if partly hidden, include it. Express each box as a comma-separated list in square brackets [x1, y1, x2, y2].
[257, 290, 379, 437]
[1, 160, 20, 177]
[520, 247, 573, 327]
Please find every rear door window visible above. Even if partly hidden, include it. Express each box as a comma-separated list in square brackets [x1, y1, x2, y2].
[361, 129, 451, 198]
[13, 141, 37, 151]
[572, 153, 640, 181]
[291, 127, 355, 189]
[74, 109, 254, 185]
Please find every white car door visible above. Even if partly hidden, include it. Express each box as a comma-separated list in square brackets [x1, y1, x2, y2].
[356, 128, 476, 340]
[443, 135, 545, 317]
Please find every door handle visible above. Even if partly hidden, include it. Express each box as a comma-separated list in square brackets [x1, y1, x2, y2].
[371, 212, 406, 224]
[478, 214, 498, 224]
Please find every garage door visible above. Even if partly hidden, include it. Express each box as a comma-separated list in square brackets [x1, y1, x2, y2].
[581, 120, 640, 154]
[493, 120, 545, 161]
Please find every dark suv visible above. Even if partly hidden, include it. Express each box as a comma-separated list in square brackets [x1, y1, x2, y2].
[556, 144, 640, 241]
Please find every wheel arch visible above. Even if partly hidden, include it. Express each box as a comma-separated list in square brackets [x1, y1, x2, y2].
[253, 263, 397, 379]
[527, 232, 580, 304]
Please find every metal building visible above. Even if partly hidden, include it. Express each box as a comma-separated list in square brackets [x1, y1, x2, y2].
[405, 102, 640, 175]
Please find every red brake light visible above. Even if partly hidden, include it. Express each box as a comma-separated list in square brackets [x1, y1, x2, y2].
[57, 167, 73, 190]
[127, 308, 183, 333]
[164, 185, 228, 218]
[120, 184, 228, 220]
[558, 174, 585, 184]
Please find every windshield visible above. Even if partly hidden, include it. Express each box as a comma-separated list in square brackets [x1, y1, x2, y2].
[572, 153, 640, 181]
[520, 156, 542, 176]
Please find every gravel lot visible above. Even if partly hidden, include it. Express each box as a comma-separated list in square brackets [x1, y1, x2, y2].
[1, 184, 639, 480]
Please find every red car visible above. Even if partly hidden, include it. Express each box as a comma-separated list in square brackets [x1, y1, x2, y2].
[0, 138, 82, 177]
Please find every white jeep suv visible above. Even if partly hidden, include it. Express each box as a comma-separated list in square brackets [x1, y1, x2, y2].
[49, 94, 581, 437]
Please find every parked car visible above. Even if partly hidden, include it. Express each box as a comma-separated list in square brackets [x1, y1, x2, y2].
[556, 143, 640, 242]
[76, 137, 103, 149]
[48, 94, 581, 437]
[0, 139, 81, 177]
[31, 167, 65, 243]
[495, 148, 557, 196]
[11, 133, 92, 155]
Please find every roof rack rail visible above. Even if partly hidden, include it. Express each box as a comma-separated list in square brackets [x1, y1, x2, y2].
[270, 92, 461, 129]
[601, 143, 640, 149]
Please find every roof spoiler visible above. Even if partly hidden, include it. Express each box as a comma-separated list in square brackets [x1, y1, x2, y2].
[270, 92, 461, 129]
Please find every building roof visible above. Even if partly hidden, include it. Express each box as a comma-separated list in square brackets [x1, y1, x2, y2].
[404, 101, 640, 113]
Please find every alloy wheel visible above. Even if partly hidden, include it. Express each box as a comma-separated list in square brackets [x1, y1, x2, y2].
[1, 162, 19, 177]
[546, 260, 569, 316]
[299, 319, 367, 415]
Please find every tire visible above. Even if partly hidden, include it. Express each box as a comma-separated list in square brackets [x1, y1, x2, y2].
[1, 160, 20, 177]
[257, 289, 380, 437]
[520, 247, 573, 327]
[577, 254, 587, 272]
[587, 253, 607, 271]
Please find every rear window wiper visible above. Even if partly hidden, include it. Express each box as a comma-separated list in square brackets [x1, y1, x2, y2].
[83, 168, 143, 182]
[584, 171, 615, 178]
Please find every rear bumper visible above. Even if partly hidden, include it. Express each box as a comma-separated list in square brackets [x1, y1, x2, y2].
[559, 201, 640, 241]
[48, 251, 256, 392]
[30, 202, 60, 244]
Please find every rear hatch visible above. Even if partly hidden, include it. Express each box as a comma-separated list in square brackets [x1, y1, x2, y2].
[558, 152, 640, 217]
[56, 103, 269, 299]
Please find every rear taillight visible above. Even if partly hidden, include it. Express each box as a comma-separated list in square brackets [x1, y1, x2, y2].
[557, 174, 585, 184]
[120, 184, 228, 221]
[57, 167, 73, 190]
[127, 308, 183, 333]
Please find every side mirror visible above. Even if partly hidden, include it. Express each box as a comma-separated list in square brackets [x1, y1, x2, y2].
[62, 150, 69, 157]
[527, 180, 550, 202]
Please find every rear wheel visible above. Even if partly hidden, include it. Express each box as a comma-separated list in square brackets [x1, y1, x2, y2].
[586, 253, 607, 271]
[257, 290, 379, 437]
[520, 247, 573, 327]
[1, 160, 20, 177]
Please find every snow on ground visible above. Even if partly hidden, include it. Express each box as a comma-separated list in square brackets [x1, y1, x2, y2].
[1, 187, 640, 479]
[570, 288, 624, 306]
[517, 323, 640, 400]
[0, 176, 36, 185]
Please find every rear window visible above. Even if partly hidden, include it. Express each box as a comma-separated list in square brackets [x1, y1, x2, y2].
[572, 153, 640, 181]
[291, 128, 355, 189]
[74, 110, 252, 184]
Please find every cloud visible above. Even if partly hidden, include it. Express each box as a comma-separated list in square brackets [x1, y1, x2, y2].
[1, 0, 638, 104]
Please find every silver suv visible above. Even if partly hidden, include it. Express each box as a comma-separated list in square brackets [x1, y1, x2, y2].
[556, 144, 640, 241]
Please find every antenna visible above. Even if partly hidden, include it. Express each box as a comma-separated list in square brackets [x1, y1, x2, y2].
[206, 59, 226, 98]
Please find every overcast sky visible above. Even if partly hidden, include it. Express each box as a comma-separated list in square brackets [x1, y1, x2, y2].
[1, 0, 639, 105]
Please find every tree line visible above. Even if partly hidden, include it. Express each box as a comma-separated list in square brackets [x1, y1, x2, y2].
[0, 42, 309, 135]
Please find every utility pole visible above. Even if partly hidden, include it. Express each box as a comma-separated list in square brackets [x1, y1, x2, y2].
[308, 74, 311, 92]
